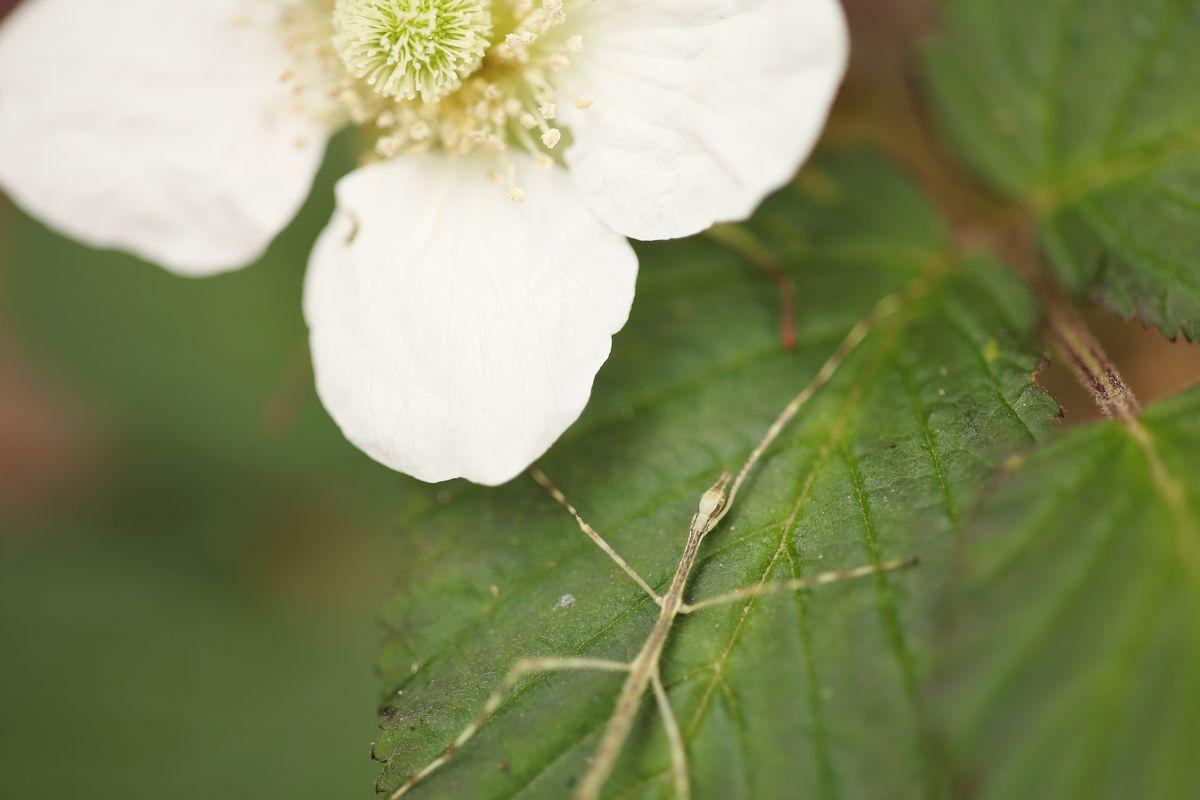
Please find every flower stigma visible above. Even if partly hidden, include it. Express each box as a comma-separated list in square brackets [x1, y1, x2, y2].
[280, 0, 588, 199]
[333, 0, 492, 102]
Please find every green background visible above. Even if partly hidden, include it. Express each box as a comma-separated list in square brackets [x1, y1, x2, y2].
[1, 141, 410, 799]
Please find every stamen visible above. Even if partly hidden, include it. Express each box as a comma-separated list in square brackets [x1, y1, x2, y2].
[277, 0, 590, 196]
[333, 0, 493, 102]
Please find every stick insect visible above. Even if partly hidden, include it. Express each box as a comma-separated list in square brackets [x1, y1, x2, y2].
[390, 290, 919, 800]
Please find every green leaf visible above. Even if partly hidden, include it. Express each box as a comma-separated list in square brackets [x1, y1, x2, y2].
[934, 386, 1200, 799]
[373, 152, 1059, 799]
[925, 0, 1200, 340]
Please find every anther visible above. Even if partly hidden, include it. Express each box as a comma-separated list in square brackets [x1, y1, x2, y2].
[333, 0, 493, 102]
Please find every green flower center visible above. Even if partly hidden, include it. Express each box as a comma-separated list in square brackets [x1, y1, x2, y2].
[282, 0, 583, 198]
[333, 0, 493, 102]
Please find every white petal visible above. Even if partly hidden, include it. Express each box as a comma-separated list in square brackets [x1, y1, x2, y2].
[303, 156, 638, 486]
[559, 0, 848, 240]
[0, 0, 335, 276]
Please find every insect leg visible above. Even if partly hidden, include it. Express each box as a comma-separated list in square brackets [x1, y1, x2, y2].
[390, 656, 630, 798]
[531, 468, 663, 605]
[651, 669, 690, 800]
[679, 556, 918, 614]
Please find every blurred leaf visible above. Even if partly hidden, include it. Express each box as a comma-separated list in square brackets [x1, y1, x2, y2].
[373, 152, 1059, 799]
[934, 386, 1200, 799]
[0, 535, 384, 800]
[2, 132, 406, 800]
[925, 0, 1200, 339]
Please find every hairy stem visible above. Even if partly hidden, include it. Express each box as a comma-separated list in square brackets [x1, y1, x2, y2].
[1043, 296, 1199, 573]
[1043, 299, 1140, 421]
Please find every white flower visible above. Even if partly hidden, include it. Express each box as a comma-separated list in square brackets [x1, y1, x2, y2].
[0, 0, 847, 485]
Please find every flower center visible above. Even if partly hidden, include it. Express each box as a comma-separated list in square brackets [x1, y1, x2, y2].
[333, 0, 493, 102]
[280, 0, 587, 200]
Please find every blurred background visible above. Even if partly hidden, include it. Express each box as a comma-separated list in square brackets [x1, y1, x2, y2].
[1, 135, 418, 797]
[1, 1, 1197, 799]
